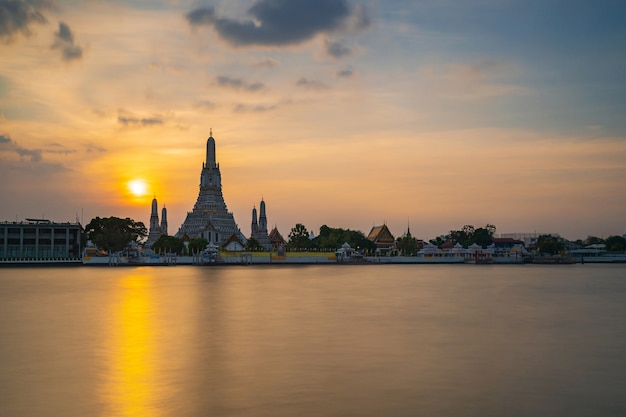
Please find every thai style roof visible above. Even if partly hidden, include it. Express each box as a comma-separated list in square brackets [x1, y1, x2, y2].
[367, 224, 395, 247]
[269, 226, 285, 244]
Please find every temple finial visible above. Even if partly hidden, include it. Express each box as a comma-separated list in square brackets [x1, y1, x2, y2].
[210, 128, 213, 137]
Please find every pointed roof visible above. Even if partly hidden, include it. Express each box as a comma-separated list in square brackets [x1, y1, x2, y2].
[269, 226, 285, 244]
[367, 224, 395, 243]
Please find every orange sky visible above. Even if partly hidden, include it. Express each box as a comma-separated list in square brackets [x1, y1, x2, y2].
[2, 1, 625, 240]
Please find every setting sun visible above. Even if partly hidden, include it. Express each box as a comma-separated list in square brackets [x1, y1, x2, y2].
[128, 180, 148, 197]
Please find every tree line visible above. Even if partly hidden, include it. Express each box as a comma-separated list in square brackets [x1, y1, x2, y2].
[82, 216, 625, 255]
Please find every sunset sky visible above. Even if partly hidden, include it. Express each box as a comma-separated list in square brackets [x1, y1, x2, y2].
[1, 0, 625, 241]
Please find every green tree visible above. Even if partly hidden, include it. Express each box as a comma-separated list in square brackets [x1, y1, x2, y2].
[535, 234, 564, 255]
[188, 238, 209, 253]
[605, 235, 626, 252]
[472, 226, 495, 247]
[246, 237, 261, 251]
[313, 225, 376, 252]
[288, 223, 311, 250]
[84, 216, 147, 253]
[397, 235, 418, 255]
[446, 224, 495, 247]
[584, 236, 605, 246]
[153, 235, 184, 254]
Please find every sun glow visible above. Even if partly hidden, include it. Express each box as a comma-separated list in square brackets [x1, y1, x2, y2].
[128, 179, 148, 197]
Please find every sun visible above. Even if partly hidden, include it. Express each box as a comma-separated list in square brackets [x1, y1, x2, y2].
[127, 179, 148, 197]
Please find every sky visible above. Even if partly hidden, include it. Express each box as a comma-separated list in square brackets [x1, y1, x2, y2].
[1, 0, 625, 241]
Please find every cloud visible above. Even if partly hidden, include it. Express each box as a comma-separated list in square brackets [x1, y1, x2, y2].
[84, 143, 106, 153]
[193, 100, 217, 110]
[0, 0, 50, 42]
[254, 57, 279, 69]
[296, 77, 329, 90]
[117, 110, 165, 127]
[0, 133, 41, 161]
[325, 38, 351, 58]
[51, 21, 83, 61]
[186, 0, 369, 47]
[234, 103, 277, 113]
[216, 75, 266, 92]
[337, 65, 355, 78]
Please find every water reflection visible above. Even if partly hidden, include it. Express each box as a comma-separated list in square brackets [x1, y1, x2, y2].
[101, 272, 162, 417]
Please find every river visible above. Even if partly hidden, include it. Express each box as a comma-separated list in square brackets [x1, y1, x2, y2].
[1, 264, 625, 417]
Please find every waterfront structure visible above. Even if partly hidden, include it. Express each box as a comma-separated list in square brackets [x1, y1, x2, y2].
[161, 206, 168, 236]
[499, 232, 559, 248]
[250, 199, 272, 250]
[145, 196, 166, 248]
[0, 219, 82, 259]
[176, 131, 246, 247]
[367, 224, 395, 253]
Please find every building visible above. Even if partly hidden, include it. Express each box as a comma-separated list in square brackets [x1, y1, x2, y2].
[145, 196, 167, 248]
[1, 219, 82, 259]
[367, 224, 395, 253]
[499, 233, 560, 248]
[250, 199, 272, 250]
[176, 130, 246, 247]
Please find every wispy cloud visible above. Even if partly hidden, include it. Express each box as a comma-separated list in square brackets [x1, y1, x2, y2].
[233, 103, 278, 113]
[0, 133, 41, 161]
[193, 100, 217, 110]
[185, 0, 369, 47]
[336, 65, 355, 78]
[117, 110, 166, 127]
[216, 76, 265, 92]
[0, 0, 50, 42]
[325, 38, 352, 58]
[51, 21, 83, 61]
[253, 57, 279, 69]
[84, 143, 106, 153]
[296, 77, 329, 91]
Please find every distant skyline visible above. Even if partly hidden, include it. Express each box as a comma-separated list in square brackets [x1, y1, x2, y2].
[1, 0, 625, 240]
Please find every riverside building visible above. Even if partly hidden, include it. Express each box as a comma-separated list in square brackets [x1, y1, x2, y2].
[0, 219, 82, 260]
[175, 131, 246, 247]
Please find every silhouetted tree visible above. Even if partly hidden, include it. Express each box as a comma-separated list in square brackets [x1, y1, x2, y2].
[153, 235, 184, 254]
[288, 223, 311, 250]
[246, 237, 262, 251]
[84, 216, 147, 253]
[535, 234, 564, 255]
[605, 235, 626, 252]
[188, 238, 209, 253]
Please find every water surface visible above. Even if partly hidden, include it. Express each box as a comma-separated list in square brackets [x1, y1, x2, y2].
[1, 264, 625, 417]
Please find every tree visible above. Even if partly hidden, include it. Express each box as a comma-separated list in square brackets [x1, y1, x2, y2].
[188, 238, 209, 253]
[397, 235, 418, 256]
[584, 236, 605, 246]
[153, 235, 184, 254]
[605, 235, 626, 252]
[314, 225, 375, 252]
[288, 223, 311, 250]
[446, 224, 496, 248]
[472, 226, 495, 248]
[246, 237, 261, 251]
[535, 234, 564, 255]
[84, 216, 147, 253]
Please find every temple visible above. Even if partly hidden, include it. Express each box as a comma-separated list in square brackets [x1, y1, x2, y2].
[145, 196, 167, 248]
[176, 131, 246, 246]
[250, 199, 272, 250]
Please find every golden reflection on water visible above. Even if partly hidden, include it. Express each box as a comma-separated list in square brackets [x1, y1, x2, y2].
[100, 273, 163, 417]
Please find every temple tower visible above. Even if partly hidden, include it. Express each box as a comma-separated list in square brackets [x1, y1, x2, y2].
[176, 131, 246, 246]
[161, 206, 168, 236]
[259, 199, 268, 233]
[251, 206, 258, 236]
[250, 199, 271, 249]
[145, 196, 162, 248]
